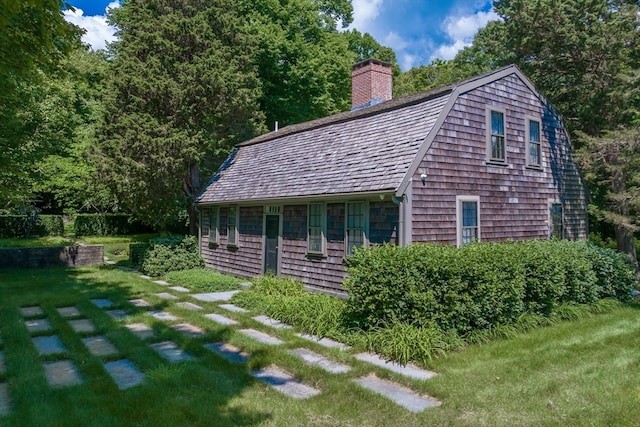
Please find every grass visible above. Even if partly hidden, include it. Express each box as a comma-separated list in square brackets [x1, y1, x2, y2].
[0, 267, 639, 426]
[0, 236, 76, 248]
[163, 268, 243, 292]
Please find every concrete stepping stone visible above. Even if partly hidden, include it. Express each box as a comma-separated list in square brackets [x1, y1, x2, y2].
[25, 318, 52, 334]
[203, 342, 249, 363]
[151, 341, 194, 363]
[296, 333, 350, 350]
[238, 329, 283, 346]
[33, 336, 67, 355]
[44, 360, 82, 388]
[90, 298, 114, 309]
[104, 359, 144, 390]
[147, 310, 178, 322]
[82, 336, 118, 357]
[171, 323, 205, 338]
[106, 309, 129, 320]
[289, 348, 350, 374]
[192, 290, 239, 302]
[354, 376, 440, 413]
[354, 353, 436, 380]
[129, 299, 151, 308]
[239, 282, 252, 289]
[0, 352, 4, 374]
[218, 303, 247, 313]
[204, 313, 238, 326]
[169, 286, 190, 293]
[155, 292, 177, 300]
[251, 367, 320, 399]
[175, 302, 202, 311]
[105, 260, 116, 265]
[117, 266, 137, 272]
[140, 275, 152, 280]
[152, 279, 167, 285]
[68, 319, 96, 333]
[19, 306, 43, 317]
[0, 383, 10, 416]
[125, 323, 154, 340]
[252, 315, 292, 330]
[56, 306, 81, 318]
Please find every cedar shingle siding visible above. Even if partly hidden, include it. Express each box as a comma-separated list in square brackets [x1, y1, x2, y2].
[197, 65, 587, 293]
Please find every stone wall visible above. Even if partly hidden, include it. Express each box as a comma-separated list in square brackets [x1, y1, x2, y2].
[0, 245, 104, 269]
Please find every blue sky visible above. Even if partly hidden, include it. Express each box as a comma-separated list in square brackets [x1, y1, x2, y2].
[64, 0, 498, 70]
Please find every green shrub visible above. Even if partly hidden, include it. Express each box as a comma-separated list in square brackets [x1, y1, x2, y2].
[164, 268, 241, 292]
[74, 214, 152, 236]
[0, 215, 63, 237]
[129, 243, 149, 266]
[140, 235, 204, 277]
[35, 215, 64, 236]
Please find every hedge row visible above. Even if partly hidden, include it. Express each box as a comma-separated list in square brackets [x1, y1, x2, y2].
[0, 215, 64, 238]
[344, 240, 637, 335]
[74, 214, 153, 237]
[137, 235, 204, 277]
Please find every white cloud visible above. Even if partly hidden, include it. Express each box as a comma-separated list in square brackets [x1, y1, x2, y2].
[383, 31, 408, 52]
[349, 0, 384, 33]
[64, 1, 120, 51]
[431, 8, 499, 61]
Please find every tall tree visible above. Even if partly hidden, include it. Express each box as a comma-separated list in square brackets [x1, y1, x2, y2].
[99, 0, 265, 230]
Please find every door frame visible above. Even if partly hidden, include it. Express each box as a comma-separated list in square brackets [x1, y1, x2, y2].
[262, 205, 283, 274]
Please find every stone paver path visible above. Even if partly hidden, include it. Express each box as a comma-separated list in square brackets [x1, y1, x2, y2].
[82, 336, 118, 357]
[155, 292, 177, 300]
[151, 341, 194, 363]
[56, 306, 81, 318]
[147, 310, 178, 322]
[218, 303, 247, 313]
[140, 275, 152, 280]
[90, 299, 114, 309]
[238, 329, 283, 346]
[129, 299, 151, 308]
[289, 348, 350, 374]
[355, 353, 436, 380]
[203, 342, 249, 364]
[104, 359, 145, 390]
[176, 302, 202, 311]
[251, 367, 320, 399]
[169, 286, 189, 293]
[252, 315, 292, 330]
[106, 309, 129, 320]
[171, 323, 205, 338]
[68, 319, 96, 333]
[0, 352, 4, 374]
[151, 279, 167, 285]
[25, 319, 52, 334]
[125, 323, 154, 340]
[44, 360, 83, 388]
[191, 291, 239, 302]
[19, 306, 43, 317]
[204, 313, 238, 326]
[33, 336, 66, 355]
[354, 376, 440, 413]
[296, 333, 350, 350]
[0, 383, 10, 416]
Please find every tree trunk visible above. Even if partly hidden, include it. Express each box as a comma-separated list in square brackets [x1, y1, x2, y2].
[615, 224, 639, 271]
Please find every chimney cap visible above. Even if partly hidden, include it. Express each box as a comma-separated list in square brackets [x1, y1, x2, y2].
[352, 58, 392, 72]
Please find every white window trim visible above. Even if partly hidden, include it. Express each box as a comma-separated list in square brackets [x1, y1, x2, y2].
[548, 200, 564, 239]
[227, 205, 239, 247]
[209, 206, 219, 245]
[485, 106, 507, 164]
[345, 200, 369, 256]
[456, 195, 480, 247]
[307, 202, 326, 256]
[525, 116, 542, 168]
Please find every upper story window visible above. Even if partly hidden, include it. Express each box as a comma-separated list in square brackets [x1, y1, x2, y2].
[209, 207, 219, 245]
[227, 206, 238, 247]
[527, 118, 542, 168]
[307, 202, 326, 255]
[346, 201, 367, 255]
[486, 108, 506, 163]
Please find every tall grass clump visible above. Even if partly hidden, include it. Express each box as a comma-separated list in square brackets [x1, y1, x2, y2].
[164, 268, 242, 292]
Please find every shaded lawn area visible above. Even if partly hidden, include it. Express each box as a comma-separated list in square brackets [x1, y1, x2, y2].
[0, 267, 638, 426]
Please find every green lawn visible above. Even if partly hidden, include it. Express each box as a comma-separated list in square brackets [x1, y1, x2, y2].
[0, 267, 638, 426]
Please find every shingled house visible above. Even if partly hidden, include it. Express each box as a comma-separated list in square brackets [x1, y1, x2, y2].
[196, 60, 587, 294]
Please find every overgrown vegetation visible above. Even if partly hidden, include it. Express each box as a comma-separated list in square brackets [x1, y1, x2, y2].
[164, 268, 242, 292]
[0, 215, 63, 238]
[139, 235, 204, 277]
[73, 214, 151, 237]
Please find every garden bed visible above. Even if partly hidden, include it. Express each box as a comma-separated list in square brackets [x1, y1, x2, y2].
[0, 245, 104, 269]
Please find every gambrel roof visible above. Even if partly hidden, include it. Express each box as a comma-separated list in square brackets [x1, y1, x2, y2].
[197, 65, 543, 204]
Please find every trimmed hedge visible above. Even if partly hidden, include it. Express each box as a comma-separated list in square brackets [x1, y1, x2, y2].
[74, 214, 152, 236]
[344, 240, 637, 335]
[139, 235, 204, 277]
[0, 215, 64, 237]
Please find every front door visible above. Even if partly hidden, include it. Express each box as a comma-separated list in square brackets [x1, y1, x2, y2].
[264, 215, 280, 274]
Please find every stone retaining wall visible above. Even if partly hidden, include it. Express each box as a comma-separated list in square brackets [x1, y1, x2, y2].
[0, 245, 104, 269]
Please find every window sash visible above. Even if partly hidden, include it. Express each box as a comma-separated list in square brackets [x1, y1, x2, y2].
[308, 203, 325, 254]
[227, 206, 238, 246]
[461, 201, 478, 245]
[489, 110, 505, 161]
[209, 207, 218, 244]
[528, 119, 541, 166]
[346, 201, 366, 255]
[550, 203, 563, 239]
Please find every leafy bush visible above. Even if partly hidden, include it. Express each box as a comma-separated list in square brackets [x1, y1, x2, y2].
[74, 214, 153, 236]
[140, 235, 204, 277]
[0, 215, 63, 237]
[164, 268, 242, 292]
[129, 243, 149, 266]
[35, 215, 64, 236]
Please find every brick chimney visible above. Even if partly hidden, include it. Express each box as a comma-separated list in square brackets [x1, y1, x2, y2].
[351, 59, 392, 111]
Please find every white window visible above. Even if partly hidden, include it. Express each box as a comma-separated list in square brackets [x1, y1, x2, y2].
[227, 206, 239, 247]
[457, 196, 480, 246]
[201, 208, 210, 238]
[526, 118, 542, 167]
[209, 207, 219, 245]
[346, 201, 367, 255]
[550, 203, 563, 239]
[307, 202, 326, 255]
[486, 108, 506, 162]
